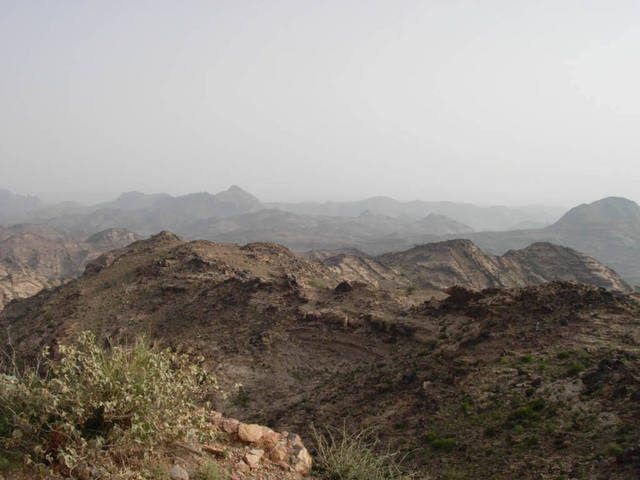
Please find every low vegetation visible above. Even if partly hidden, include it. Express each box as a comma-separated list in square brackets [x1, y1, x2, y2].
[0, 331, 219, 478]
[312, 424, 413, 480]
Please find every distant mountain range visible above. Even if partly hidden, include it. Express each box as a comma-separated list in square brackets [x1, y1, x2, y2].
[2, 187, 640, 286]
[0, 186, 563, 234]
[269, 197, 565, 231]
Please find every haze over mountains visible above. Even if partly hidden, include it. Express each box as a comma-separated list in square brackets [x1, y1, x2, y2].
[1, 187, 640, 288]
[1, 185, 563, 234]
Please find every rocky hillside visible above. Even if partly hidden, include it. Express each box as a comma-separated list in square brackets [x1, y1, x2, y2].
[2, 234, 639, 478]
[0, 225, 139, 310]
[317, 239, 630, 293]
[461, 197, 640, 287]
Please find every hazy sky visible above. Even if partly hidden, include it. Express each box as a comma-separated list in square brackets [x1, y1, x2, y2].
[1, 1, 639, 206]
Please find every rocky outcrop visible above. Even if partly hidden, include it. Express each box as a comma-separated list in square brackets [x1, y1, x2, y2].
[0, 225, 141, 311]
[373, 239, 631, 292]
[459, 196, 640, 286]
[210, 411, 312, 476]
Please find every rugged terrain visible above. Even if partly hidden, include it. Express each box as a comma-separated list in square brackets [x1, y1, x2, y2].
[461, 197, 640, 287]
[4, 188, 640, 286]
[312, 239, 631, 293]
[1, 234, 639, 479]
[0, 225, 139, 310]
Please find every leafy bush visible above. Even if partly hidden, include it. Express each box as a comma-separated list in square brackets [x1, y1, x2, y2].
[312, 424, 413, 480]
[0, 331, 218, 477]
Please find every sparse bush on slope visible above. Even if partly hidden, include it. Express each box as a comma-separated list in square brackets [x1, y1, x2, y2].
[0, 331, 218, 478]
[312, 424, 415, 480]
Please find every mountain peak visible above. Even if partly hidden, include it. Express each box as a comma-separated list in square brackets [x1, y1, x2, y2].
[553, 196, 640, 228]
[214, 185, 262, 208]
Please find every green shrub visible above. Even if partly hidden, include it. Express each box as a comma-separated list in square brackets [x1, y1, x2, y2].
[0, 331, 218, 477]
[312, 424, 413, 480]
[605, 442, 623, 457]
[566, 361, 585, 376]
[423, 431, 455, 451]
[519, 354, 533, 363]
[233, 385, 250, 408]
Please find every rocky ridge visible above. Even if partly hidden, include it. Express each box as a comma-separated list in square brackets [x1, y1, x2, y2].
[460, 196, 640, 286]
[316, 239, 631, 293]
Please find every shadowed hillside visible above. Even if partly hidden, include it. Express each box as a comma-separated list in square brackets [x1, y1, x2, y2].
[2, 234, 639, 478]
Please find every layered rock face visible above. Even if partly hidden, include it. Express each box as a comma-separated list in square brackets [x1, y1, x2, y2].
[0, 225, 140, 310]
[319, 239, 631, 292]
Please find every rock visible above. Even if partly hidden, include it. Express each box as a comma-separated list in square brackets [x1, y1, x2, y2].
[202, 445, 225, 456]
[170, 464, 189, 480]
[238, 423, 263, 443]
[268, 437, 290, 462]
[287, 433, 313, 476]
[235, 460, 250, 473]
[221, 418, 240, 435]
[291, 444, 313, 476]
[244, 448, 264, 468]
[260, 430, 280, 450]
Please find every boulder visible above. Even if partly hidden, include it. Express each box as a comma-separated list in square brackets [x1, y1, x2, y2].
[238, 423, 263, 443]
[244, 448, 264, 468]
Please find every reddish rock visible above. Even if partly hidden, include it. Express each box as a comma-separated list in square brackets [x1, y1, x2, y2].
[238, 423, 263, 443]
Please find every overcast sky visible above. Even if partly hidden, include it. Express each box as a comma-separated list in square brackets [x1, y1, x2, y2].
[1, 1, 639, 206]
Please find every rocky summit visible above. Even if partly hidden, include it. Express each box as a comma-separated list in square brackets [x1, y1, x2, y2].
[1, 233, 640, 478]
